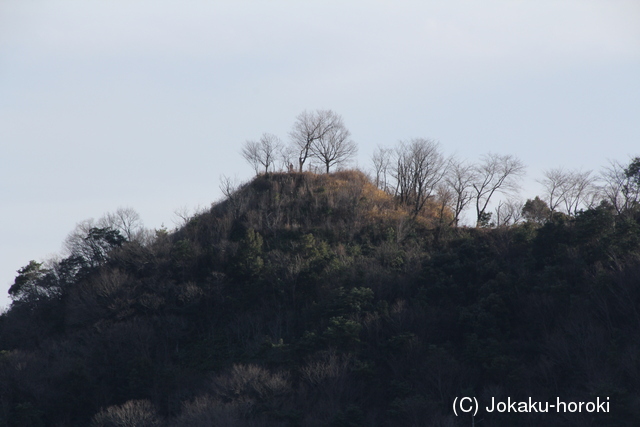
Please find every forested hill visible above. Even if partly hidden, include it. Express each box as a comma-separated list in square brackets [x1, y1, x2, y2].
[2, 171, 640, 426]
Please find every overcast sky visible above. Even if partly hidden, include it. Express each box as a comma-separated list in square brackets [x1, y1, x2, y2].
[1, 0, 639, 308]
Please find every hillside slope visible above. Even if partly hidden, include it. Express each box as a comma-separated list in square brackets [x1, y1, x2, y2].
[1, 171, 639, 426]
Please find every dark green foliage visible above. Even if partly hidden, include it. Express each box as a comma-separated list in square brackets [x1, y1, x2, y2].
[1, 171, 640, 426]
[624, 156, 640, 186]
[233, 228, 265, 280]
[8, 261, 48, 303]
[522, 196, 551, 224]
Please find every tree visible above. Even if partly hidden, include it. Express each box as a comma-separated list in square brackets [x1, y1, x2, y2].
[472, 153, 526, 227]
[91, 400, 161, 427]
[435, 183, 454, 227]
[522, 196, 551, 224]
[9, 261, 48, 303]
[538, 168, 572, 214]
[391, 138, 447, 216]
[444, 157, 476, 226]
[601, 157, 640, 215]
[64, 222, 126, 269]
[101, 207, 144, 242]
[493, 198, 523, 227]
[560, 170, 599, 215]
[312, 118, 357, 173]
[626, 157, 640, 185]
[241, 133, 283, 175]
[289, 110, 350, 172]
[539, 168, 599, 216]
[371, 146, 392, 192]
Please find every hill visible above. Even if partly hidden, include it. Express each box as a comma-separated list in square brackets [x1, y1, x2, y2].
[1, 171, 640, 426]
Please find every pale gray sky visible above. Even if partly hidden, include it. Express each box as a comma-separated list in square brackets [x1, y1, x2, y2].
[2, 0, 639, 307]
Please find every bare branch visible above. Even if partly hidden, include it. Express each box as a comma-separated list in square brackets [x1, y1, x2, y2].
[311, 116, 357, 173]
[494, 199, 524, 227]
[289, 110, 354, 172]
[101, 207, 143, 241]
[539, 168, 599, 216]
[444, 157, 477, 226]
[372, 146, 392, 192]
[600, 159, 640, 214]
[391, 138, 447, 216]
[472, 153, 526, 227]
[241, 133, 283, 175]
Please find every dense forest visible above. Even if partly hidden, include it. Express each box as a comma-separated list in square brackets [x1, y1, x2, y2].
[2, 156, 640, 426]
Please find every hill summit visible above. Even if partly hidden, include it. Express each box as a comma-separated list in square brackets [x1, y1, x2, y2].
[212, 170, 433, 233]
[2, 170, 640, 426]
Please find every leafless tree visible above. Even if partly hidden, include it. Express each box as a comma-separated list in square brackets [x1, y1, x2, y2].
[219, 175, 240, 199]
[601, 159, 640, 214]
[561, 170, 599, 215]
[63, 219, 126, 268]
[64, 219, 98, 258]
[444, 157, 477, 226]
[219, 175, 244, 219]
[371, 146, 392, 192]
[435, 183, 455, 226]
[494, 199, 524, 227]
[91, 399, 161, 427]
[172, 205, 206, 228]
[539, 168, 599, 216]
[279, 144, 297, 173]
[472, 153, 526, 227]
[312, 118, 357, 173]
[391, 138, 447, 216]
[100, 207, 144, 241]
[538, 168, 572, 214]
[241, 133, 283, 175]
[289, 110, 344, 172]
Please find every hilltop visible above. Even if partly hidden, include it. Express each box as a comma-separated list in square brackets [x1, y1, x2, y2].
[1, 170, 640, 426]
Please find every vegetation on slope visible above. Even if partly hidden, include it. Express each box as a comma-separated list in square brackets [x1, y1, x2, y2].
[2, 170, 640, 426]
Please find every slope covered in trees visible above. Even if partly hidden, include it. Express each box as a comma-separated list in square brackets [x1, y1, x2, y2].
[2, 170, 640, 426]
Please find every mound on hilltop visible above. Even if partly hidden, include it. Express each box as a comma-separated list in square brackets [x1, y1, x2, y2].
[218, 170, 402, 230]
[194, 170, 448, 244]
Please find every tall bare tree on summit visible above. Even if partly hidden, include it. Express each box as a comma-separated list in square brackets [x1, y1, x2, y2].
[241, 133, 283, 175]
[289, 110, 355, 173]
[472, 153, 526, 227]
[312, 118, 357, 173]
[391, 138, 447, 216]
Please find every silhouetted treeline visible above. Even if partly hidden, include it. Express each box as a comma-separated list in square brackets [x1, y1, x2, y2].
[1, 169, 640, 426]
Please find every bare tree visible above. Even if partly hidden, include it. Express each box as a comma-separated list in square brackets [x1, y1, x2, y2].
[435, 183, 455, 226]
[172, 205, 207, 228]
[219, 175, 240, 199]
[101, 207, 144, 242]
[539, 168, 599, 216]
[539, 168, 598, 215]
[279, 144, 297, 172]
[372, 146, 392, 192]
[472, 153, 526, 227]
[391, 138, 447, 216]
[494, 199, 524, 227]
[601, 158, 640, 215]
[561, 170, 599, 215]
[444, 157, 476, 226]
[241, 133, 283, 175]
[91, 399, 161, 427]
[538, 167, 572, 214]
[312, 118, 357, 173]
[63, 220, 125, 268]
[219, 175, 246, 219]
[289, 110, 343, 172]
